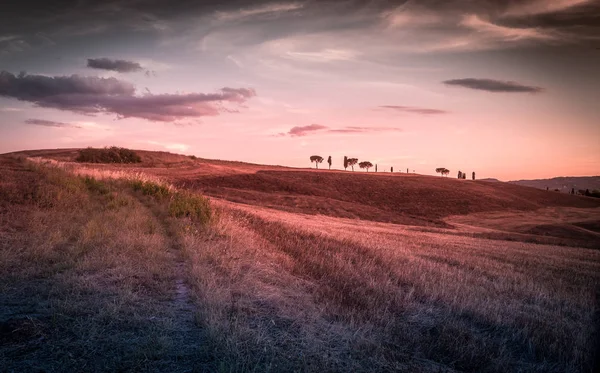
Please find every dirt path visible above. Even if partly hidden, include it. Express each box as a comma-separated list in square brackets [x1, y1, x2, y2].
[129, 192, 211, 371]
[1, 157, 212, 372]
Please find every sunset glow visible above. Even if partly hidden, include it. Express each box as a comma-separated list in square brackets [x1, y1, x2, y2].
[1, 0, 599, 180]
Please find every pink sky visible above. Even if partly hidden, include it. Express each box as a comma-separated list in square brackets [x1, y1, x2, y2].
[1, 0, 599, 180]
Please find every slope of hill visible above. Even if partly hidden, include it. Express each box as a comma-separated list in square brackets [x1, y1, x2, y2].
[1, 152, 599, 372]
[509, 176, 600, 193]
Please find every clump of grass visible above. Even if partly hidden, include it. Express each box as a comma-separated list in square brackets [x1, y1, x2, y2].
[83, 176, 109, 195]
[168, 191, 212, 224]
[76, 146, 142, 164]
[106, 192, 132, 210]
[131, 180, 171, 199]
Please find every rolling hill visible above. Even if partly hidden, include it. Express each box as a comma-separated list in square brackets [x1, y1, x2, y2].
[509, 176, 600, 193]
[11, 148, 600, 229]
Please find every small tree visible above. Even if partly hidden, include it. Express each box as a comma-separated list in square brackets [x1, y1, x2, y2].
[359, 161, 373, 172]
[327, 155, 332, 170]
[472, 171, 475, 181]
[458, 171, 462, 179]
[391, 166, 393, 173]
[347, 158, 358, 171]
[375, 164, 378, 172]
[436, 168, 450, 177]
[310, 155, 324, 169]
[343, 156, 348, 170]
[407, 168, 409, 173]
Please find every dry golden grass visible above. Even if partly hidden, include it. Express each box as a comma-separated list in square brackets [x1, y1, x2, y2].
[2, 151, 600, 372]
[181, 200, 599, 372]
[26, 156, 174, 189]
[0, 157, 210, 372]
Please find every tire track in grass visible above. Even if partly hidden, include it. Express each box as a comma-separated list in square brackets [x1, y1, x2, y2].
[130, 190, 210, 370]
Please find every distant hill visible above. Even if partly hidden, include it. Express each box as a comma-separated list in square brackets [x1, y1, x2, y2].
[480, 178, 501, 183]
[509, 176, 600, 193]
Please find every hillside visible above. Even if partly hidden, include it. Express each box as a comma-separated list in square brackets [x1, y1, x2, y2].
[1, 150, 600, 372]
[13, 148, 600, 229]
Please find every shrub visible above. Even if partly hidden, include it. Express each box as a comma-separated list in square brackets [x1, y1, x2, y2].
[168, 192, 212, 225]
[76, 147, 142, 164]
[189, 155, 198, 160]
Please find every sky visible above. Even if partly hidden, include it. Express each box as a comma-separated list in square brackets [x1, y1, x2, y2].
[1, 0, 599, 180]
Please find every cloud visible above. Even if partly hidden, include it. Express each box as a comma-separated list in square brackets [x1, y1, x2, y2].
[0, 35, 19, 42]
[215, 2, 304, 21]
[379, 105, 447, 115]
[282, 124, 403, 137]
[2, 0, 597, 57]
[145, 140, 190, 152]
[25, 118, 81, 128]
[0, 71, 136, 99]
[87, 58, 143, 73]
[284, 49, 359, 62]
[327, 126, 403, 134]
[0, 36, 30, 54]
[504, 0, 592, 16]
[382, 3, 442, 29]
[288, 124, 328, 137]
[443, 78, 544, 93]
[460, 14, 556, 42]
[0, 71, 256, 122]
[0, 107, 22, 112]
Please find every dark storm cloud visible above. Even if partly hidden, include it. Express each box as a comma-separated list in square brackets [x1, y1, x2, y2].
[283, 124, 402, 137]
[443, 78, 544, 93]
[87, 58, 143, 73]
[0, 71, 135, 99]
[24, 118, 81, 128]
[1, 1, 595, 96]
[379, 105, 448, 115]
[0, 71, 256, 122]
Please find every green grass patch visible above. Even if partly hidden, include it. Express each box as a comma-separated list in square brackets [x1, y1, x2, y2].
[168, 192, 212, 225]
[131, 180, 171, 199]
[83, 176, 110, 195]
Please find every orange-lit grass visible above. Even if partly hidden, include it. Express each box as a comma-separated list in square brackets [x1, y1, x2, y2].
[180, 200, 600, 372]
[3, 154, 599, 372]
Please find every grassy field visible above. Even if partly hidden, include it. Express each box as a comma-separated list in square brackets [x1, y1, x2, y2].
[1, 150, 600, 372]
